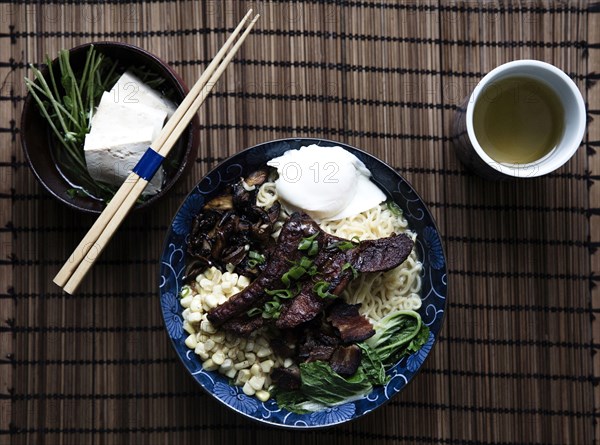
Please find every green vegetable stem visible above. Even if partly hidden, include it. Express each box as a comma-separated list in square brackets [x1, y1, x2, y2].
[25, 46, 120, 200]
[365, 310, 430, 365]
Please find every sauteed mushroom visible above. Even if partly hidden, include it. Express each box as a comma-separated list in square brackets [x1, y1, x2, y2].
[185, 169, 281, 283]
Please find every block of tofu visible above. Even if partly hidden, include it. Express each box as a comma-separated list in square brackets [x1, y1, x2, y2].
[84, 96, 168, 195]
[104, 70, 177, 119]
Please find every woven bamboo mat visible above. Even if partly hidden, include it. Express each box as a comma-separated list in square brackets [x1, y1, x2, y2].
[1, 1, 599, 444]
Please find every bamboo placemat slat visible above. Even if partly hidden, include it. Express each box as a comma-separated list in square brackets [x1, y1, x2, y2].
[0, 1, 598, 444]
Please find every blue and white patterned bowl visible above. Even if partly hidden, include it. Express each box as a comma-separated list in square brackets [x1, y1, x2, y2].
[159, 138, 447, 428]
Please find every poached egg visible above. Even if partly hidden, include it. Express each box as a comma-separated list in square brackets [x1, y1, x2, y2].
[267, 145, 386, 221]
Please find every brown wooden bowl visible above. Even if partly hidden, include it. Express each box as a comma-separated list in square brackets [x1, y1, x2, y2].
[20, 41, 199, 214]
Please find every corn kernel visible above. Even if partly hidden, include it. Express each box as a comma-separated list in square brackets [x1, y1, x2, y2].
[245, 341, 254, 352]
[250, 363, 261, 377]
[204, 339, 215, 352]
[283, 358, 293, 368]
[235, 369, 251, 385]
[260, 360, 274, 373]
[185, 334, 198, 349]
[190, 298, 202, 313]
[199, 278, 213, 291]
[242, 382, 255, 396]
[249, 376, 266, 391]
[180, 296, 193, 308]
[237, 276, 250, 288]
[212, 285, 223, 296]
[256, 347, 272, 358]
[212, 332, 225, 343]
[202, 359, 218, 371]
[183, 321, 195, 335]
[236, 351, 246, 362]
[225, 368, 237, 379]
[228, 337, 240, 348]
[212, 351, 225, 365]
[221, 281, 232, 293]
[234, 360, 251, 370]
[204, 294, 218, 309]
[188, 312, 202, 323]
[221, 358, 233, 371]
[200, 320, 216, 334]
[245, 352, 256, 365]
[255, 390, 270, 402]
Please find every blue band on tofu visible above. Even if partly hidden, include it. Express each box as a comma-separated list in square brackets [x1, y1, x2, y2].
[132, 147, 165, 181]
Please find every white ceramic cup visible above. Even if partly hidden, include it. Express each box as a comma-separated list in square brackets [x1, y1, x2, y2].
[452, 60, 586, 179]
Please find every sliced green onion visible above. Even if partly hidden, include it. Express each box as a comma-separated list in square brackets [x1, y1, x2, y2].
[247, 307, 262, 317]
[298, 232, 319, 251]
[262, 300, 281, 319]
[285, 265, 306, 281]
[313, 281, 336, 299]
[342, 262, 359, 279]
[265, 288, 295, 299]
[248, 251, 266, 264]
[298, 257, 313, 269]
[387, 201, 403, 216]
[307, 240, 319, 256]
[298, 238, 313, 251]
[327, 240, 355, 251]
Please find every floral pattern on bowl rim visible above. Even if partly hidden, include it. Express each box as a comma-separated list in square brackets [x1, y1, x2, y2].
[159, 138, 447, 428]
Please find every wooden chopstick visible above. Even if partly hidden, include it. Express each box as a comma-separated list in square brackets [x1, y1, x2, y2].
[55, 12, 259, 293]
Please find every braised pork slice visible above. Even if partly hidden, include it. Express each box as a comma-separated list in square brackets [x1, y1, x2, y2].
[327, 302, 375, 343]
[297, 319, 340, 363]
[221, 314, 264, 336]
[207, 213, 318, 326]
[330, 345, 362, 376]
[353, 235, 414, 273]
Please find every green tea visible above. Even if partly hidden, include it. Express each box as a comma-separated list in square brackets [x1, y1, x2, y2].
[473, 76, 565, 164]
